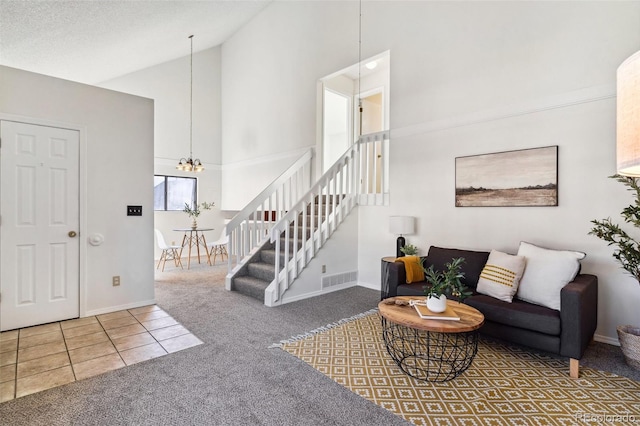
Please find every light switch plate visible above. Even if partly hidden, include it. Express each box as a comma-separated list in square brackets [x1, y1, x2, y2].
[127, 205, 142, 216]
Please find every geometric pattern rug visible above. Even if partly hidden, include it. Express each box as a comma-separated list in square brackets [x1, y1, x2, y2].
[274, 311, 640, 426]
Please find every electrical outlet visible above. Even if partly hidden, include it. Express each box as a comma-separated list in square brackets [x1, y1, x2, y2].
[113, 276, 121, 286]
[322, 265, 326, 273]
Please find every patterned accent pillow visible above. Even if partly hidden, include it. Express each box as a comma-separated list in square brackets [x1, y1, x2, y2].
[515, 241, 586, 310]
[476, 250, 526, 302]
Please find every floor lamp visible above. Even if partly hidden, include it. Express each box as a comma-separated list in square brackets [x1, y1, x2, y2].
[389, 216, 415, 258]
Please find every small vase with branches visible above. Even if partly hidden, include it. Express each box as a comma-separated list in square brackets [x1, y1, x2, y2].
[183, 201, 214, 229]
[421, 257, 471, 313]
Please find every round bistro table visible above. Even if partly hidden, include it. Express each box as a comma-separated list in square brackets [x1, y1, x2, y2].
[378, 296, 484, 382]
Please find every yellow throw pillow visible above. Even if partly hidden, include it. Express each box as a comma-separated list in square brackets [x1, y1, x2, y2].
[477, 250, 526, 302]
[395, 256, 425, 284]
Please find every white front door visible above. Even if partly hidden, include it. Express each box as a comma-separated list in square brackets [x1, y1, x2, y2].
[0, 121, 80, 331]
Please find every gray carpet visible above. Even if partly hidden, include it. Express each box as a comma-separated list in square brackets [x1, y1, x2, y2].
[0, 261, 637, 425]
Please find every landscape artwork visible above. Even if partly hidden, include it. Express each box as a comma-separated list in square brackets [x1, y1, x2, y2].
[455, 146, 558, 207]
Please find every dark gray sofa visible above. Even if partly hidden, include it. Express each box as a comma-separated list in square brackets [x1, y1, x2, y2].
[382, 245, 598, 378]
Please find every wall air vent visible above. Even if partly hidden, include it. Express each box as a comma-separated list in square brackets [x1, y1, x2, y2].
[321, 271, 358, 290]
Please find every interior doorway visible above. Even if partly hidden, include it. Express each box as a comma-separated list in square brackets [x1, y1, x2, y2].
[322, 89, 352, 172]
[359, 89, 385, 193]
[0, 120, 80, 331]
[318, 51, 390, 174]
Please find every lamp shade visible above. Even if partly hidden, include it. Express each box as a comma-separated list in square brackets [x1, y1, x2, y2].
[389, 216, 415, 235]
[617, 50, 640, 177]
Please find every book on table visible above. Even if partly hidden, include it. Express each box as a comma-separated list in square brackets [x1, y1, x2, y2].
[412, 303, 460, 321]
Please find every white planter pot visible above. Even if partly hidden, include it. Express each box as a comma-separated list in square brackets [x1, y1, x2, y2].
[427, 294, 447, 313]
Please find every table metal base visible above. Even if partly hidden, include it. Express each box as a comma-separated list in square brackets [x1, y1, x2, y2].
[381, 317, 479, 382]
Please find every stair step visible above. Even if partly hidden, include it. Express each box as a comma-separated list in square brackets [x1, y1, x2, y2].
[261, 249, 290, 265]
[285, 225, 313, 239]
[306, 204, 336, 215]
[278, 237, 303, 252]
[232, 275, 270, 301]
[247, 261, 276, 281]
[294, 215, 326, 227]
[227, 194, 349, 305]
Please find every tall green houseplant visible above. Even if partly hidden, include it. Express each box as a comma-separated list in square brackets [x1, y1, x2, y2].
[589, 174, 640, 369]
[590, 175, 640, 282]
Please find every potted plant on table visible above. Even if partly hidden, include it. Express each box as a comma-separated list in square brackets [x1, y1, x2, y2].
[400, 244, 419, 256]
[422, 257, 471, 313]
[183, 201, 214, 229]
[590, 174, 640, 370]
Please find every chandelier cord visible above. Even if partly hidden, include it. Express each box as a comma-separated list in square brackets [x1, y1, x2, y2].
[358, 0, 363, 137]
[176, 34, 203, 172]
[189, 34, 194, 160]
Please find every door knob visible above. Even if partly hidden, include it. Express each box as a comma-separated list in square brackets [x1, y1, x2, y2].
[68, 231, 77, 238]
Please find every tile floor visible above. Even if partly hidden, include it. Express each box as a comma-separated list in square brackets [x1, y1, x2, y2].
[0, 305, 202, 403]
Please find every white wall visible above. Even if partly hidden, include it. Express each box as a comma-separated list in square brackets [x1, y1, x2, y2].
[0, 65, 155, 316]
[220, 1, 359, 210]
[100, 47, 226, 256]
[221, 1, 640, 343]
[280, 211, 359, 304]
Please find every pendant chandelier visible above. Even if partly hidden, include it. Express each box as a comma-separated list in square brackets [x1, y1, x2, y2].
[177, 35, 204, 172]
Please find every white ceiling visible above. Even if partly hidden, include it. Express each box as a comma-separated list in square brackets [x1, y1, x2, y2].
[0, 0, 272, 84]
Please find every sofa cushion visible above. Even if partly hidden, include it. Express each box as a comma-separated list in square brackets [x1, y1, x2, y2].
[516, 242, 586, 311]
[476, 250, 526, 302]
[396, 282, 425, 297]
[479, 322, 560, 355]
[466, 294, 561, 336]
[426, 246, 490, 290]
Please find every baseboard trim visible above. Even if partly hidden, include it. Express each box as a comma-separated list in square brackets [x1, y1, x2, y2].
[594, 333, 620, 347]
[85, 299, 157, 317]
[357, 281, 380, 291]
[280, 282, 356, 305]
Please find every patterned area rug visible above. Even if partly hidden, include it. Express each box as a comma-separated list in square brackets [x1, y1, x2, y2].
[275, 311, 640, 426]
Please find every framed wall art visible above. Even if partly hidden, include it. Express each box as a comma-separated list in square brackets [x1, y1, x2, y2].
[455, 146, 558, 207]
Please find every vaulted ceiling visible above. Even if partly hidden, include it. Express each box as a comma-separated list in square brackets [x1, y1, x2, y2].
[0, 0, 271, 84]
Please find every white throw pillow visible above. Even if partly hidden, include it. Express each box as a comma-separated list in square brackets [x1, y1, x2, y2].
[476, 250, 526, 303]
[516, 242, 586, 310]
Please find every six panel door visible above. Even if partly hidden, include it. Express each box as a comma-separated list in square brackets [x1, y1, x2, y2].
[0, 120, 80, 331]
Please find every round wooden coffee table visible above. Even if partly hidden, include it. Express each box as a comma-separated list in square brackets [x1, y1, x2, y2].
[378, 296, 484, 382]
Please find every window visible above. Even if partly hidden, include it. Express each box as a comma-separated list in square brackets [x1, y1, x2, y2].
[154, 175, 197, 211]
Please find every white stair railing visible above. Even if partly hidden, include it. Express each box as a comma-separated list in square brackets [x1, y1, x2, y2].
[226, 148, 313, 271]
[266, 130, 389, 304]
[357, 131, 389, 206]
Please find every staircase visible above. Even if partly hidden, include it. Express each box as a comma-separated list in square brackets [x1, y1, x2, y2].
[231, 195, 341, 302]
[226, 130, 389, 306]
